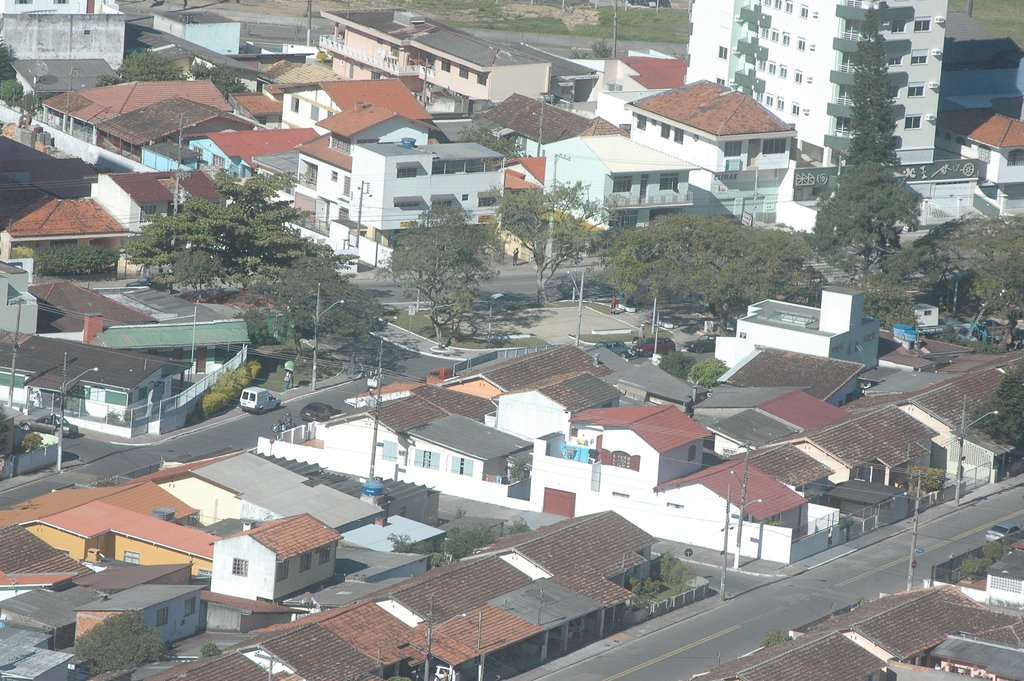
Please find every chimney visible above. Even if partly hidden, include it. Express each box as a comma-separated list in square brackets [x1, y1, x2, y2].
[374, 516, 388, 527]
[82, 314, 104, 344]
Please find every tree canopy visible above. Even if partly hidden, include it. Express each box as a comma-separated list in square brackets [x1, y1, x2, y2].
[101, 51, 185, 85]
[979, 362, 1024, 449]
[127, 173, 331, 282]
[189, 63, 246, 96]
[862, 277, 915, 328]
[458, 127, 520, 158]
[0, 40, 15, 82]
[386, 204, 498, 348]
[688, 358, 727, 387]
[847, 8, 899, 167]
[499, 182, 602, 304]
[75, 611, 165, 674]
[603, 216, 813, 325]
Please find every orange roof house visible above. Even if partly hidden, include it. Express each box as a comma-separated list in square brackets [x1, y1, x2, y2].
[319, 79, 431, 121]
[23, 500, 216, 575]
[630, 80, 794, 137]
[0, 481, 197, 527]
[1, 198, 129, 259]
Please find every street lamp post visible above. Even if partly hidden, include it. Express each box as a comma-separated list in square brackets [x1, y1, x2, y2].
[720, 482, 731, 601]
[487, 293, 504, 343]
[56, 352, 98, 473]
[954, 395, 998, 507]
[310, 282, 345, 391]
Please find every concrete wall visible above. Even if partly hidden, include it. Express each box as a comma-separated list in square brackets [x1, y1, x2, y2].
[211, 534, 276, 601]
[158, 476, 241, 526]
[0, 13, 125, 68]
[153, 14, 241, 55]
[76, 589, 203, 643]
[495, 391, 572, 440]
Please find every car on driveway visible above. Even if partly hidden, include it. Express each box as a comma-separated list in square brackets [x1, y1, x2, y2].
[629, 337, 676, 358]
[682, 337, 717, 353]
[300, 401, 341, 422]
[595, 340, 630, 357]
[20, 414, 79, 437]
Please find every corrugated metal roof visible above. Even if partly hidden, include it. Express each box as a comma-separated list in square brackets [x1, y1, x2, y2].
[93, 319, 249, 349]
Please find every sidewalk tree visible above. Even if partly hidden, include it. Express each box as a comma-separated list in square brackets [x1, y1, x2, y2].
[499, 182, 602, 304]
[75, 611, 165, 674]
[813, 8, 920, 277]
[251, 255, 380, 359]
[128, 173, 330, 282]
[386, 203, 498, 348]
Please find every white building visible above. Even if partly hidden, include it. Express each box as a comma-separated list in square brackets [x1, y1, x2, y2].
[715, 286, 880, 369]
[210, 514, 340, 602]
[937, 109, 1024, 215]
[493, 372, 622, 440]
[686, 0, 948, 166]
[626, 81, 797, 222]
[279, 79, 432, 132]
[543, 134, 698, 228]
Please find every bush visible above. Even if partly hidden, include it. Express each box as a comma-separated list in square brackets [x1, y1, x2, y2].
[10, 246, 34, 259]
[21, 432, 43, 451]
[761, 630, 791, 648]
[35, 246, 118, 277]
[0, 79, 22, 105]
[960, 555, 989, 579]
[659, 351, 697, 381]
[196, 361, 261, 420]
[198, 642, 221, 658]
[688, 358, 728, 387]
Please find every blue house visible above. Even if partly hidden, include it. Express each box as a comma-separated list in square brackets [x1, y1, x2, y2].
[141, 141, 202, 172]
[189, 128, 319, 177]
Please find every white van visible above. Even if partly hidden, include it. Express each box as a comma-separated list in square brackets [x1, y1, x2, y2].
[239, 387, 281, 414]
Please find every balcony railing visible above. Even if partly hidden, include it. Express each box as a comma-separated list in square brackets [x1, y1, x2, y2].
[298, 174, 317, 189]
[318, 34, 344, 53]
[318, 37, 436, 78]
[611, 191, 695, 208]
[838, 30, 862, 40]
[835, 95, 853, 105]
[829, 128, 853, 138]
[836, 62, 856, 73]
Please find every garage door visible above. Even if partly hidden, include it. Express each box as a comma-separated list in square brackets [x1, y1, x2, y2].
[542, 488, 576, 517]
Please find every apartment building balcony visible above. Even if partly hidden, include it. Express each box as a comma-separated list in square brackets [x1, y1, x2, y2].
[825, 128, 852, 153]
[827, 101, 853, 118]
[830, 65, 856, 87]
[611, 190, 694, 209]
[733, 69, 765, 94]
[736, 37, 768, 63]
[833, 31, 862, 53]
[318, 36, 435, 78]
[739, 5, 770, 29]
[835, 0, 868, 21]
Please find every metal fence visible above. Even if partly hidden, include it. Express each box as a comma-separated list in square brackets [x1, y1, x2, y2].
[647, 578, 710, 617]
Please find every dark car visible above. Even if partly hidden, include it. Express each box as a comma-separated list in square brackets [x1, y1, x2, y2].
[300, 401, 341, 422]
[629, 337, 676, 358]
[595, 340, 630, 356]
[682, 337, 717, 353]
[20, 414, 79, 437]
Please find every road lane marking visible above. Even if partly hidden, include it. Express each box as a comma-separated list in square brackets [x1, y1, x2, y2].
[602, 606, 788, 681]
[835, 508, 1024, 588]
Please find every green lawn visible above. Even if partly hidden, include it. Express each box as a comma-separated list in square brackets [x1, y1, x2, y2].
[391, 309, 546, 349]
[571, 6, 689, 44]
[947, 0, 1024, 48]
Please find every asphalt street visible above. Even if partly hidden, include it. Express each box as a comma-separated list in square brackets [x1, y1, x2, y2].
[521, 485, 1024, 681]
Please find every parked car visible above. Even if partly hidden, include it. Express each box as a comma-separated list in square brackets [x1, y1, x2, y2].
[239, 387, 281, 414]
[629, 337, 676, 358]
[595, 340, 630, 357]
[681, 337, 717, 353]
[20, 414, 78, 437]
[300, 401, 341, 422]
[986, 522, 1021, 542]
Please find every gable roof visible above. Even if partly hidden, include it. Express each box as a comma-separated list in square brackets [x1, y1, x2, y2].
[142, 651, 279, 681]
[757, 390, 849, 430]
[572, 404, 710, 452]
[319, 79, 431, 121]
[631, 80, 794, 137]
[479, 94, 593, 143]
[709, 409, 800, 447]
[0, 524, 87, 577]
[801, 403, 940, 467]
[701, 631, 885, 681]
[369, 389, 494, 433]
[0, 586, 102, 628]
[130, 451, 243, 483]
[460, 345, 611, 393]
[95, 98, 249, 146]
[230, 92, 284, 118]
[657, 460, 807, 520]
[0, 481, 196, 526]
[408, 413, 531, 460]
[534, 372, 622, 411]
[74, 563, 191, 592]
[8, 198, 128, 238]
[318, 105, 423, 137]
[296, 133, 353, 170]
[34, 500, 215, 559]
[619, 56, 687, 89]
[200, 128, 319, 168]
[749, 444, 836, 487]
[725, 349, 864, 401]
[908, 366, 1004, 427]
[260, 60, 340, 85]
[938, 108, 1024, 148]
[579, 117, 630, 138]
[106, 169, 221, 204]
[222, 513, 340, 559]
[42, 80, 230, 122]
[428, 603, 544, 664]
[259, 622, 385, 681]
[29, 282, 157, 333]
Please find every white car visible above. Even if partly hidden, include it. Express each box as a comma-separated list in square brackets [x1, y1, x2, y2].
[239, 388, 281, 414]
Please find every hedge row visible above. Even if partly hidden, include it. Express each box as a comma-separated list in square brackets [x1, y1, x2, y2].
[196, 361, 261, 421]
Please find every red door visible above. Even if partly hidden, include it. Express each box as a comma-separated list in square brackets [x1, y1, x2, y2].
[543, 488, 576, 517]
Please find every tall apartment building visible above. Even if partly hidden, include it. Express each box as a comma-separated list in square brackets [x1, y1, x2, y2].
[687, 0, 948, 166]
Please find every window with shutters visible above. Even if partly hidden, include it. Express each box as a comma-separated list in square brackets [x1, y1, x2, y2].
[381, 440, 398, 461]
[300, 552, 312, 572]
[611, 451, 631, 468]
[414, 448, 440, 470]
[451, 456, 474, 477]
[276, 561, 289, 581]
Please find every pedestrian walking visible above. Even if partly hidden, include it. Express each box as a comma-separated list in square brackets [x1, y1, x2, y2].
[512, 248, 519, 266]
[610, 294, 618, 313]
[639, 323, 646, 340]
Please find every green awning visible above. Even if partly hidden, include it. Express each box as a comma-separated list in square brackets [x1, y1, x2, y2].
[93, 320, 250, 350]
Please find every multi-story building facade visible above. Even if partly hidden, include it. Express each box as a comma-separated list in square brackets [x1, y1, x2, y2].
[687, 0, 948, 166]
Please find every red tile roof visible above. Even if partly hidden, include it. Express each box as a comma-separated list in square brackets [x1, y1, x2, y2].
[107, 170, 221, 204]
[43, 80, 230, 122]
[504, 168, 540, 190]
[0, 481, 195, 526]
[801, 403, 939, 467]
[319, 79, 430, 121]
[318, 105, 417, 137]
[8, 198, 128, 238]
[231, 93, 284, 117]
[462, 345, 611, 393]
[657, 460, 807, 520]
[748, 444, 836, 487]
[619, 56, 687, 89]
[297, 134, 353, 170]
[726, 349, 864, 402]
[632, 80, 794, 136]
[35, 500, 215, 559]
[30, 281, 157, 331]
[513, 156, 546, 183]
[426, 603, 543, 664]
[224, 513, 340, 559]
[317, 602, 424, 666]
[0, 524, 87, 577]
[201, 128, 319, 168]
[938, 108, 1024, 148]
[757, 390, 849, 431]
[572, 404, 710, 453]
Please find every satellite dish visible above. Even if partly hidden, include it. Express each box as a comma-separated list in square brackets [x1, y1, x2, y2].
[35, 61, 48, 78]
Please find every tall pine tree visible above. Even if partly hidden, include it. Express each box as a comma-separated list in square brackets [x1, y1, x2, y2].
[848, 8, 899, 167]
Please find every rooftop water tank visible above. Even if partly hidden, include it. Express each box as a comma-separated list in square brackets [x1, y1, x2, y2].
[362, 480, 385, 498]
[400, 137, 416, 149]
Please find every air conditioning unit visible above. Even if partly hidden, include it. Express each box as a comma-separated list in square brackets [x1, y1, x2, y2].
[812, 11, 818, 18]
[806, 76, 813, 84]
[809, 44, 816, 51]
[928, 81, 940, 90]
[925, 113, 936, 122]
[802, 108, 810, 115]
[931, 48, 943, 58]
[935, 15, 946, 24]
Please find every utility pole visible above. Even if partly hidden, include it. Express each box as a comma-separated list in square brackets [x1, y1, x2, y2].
[651, 297, 660, 356]
[8, 299, 22, 409]
[720, 482, 731, 600]
[306, 0, 313, 46]
[906, 470, 922, 590]
[172, 114, 186, 215]
[574, 267, 585, 348]
[423, 596, 434, 681]
[355, 180, 369, 248]
[734, 446, 751, 570]
[57, 352, 67, 473]
[366, 338, 384, 481]
[611, 0, 618, 57]
[311, 283, 322, 391]
[954, 398, 998, 507]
